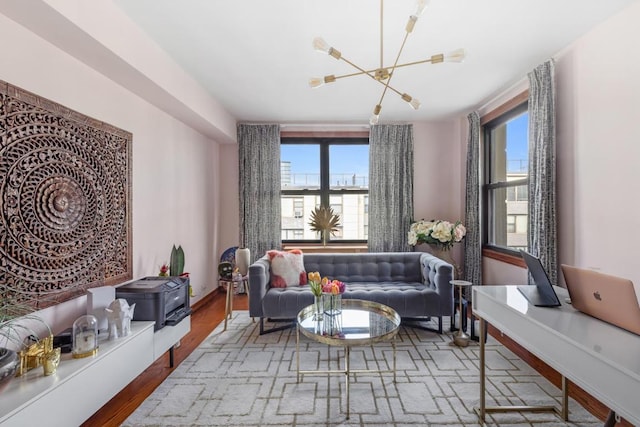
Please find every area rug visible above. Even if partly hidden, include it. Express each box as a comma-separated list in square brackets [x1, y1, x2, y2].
[123, 313, 599, 427]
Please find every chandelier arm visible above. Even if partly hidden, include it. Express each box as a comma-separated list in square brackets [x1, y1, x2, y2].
[337, 56, 407, 101]
[333, 70, 371, 80]
[380, 0, 384, 70]
[339, 56, 381, 82]
[376, 31, 410, 106]
[330, 60, 415, 101]
[391, 57, 436, 69]
[331, 55, 440, 81]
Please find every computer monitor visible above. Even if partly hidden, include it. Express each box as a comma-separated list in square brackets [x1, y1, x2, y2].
[518, 250, 561, 307]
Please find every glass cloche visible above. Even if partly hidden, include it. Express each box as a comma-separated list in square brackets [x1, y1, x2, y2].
[72, 314, 99, 358]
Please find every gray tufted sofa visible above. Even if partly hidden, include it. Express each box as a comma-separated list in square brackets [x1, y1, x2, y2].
[248, 252, 454, 334]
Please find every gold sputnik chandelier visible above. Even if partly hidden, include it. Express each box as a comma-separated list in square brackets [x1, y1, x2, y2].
[309, 0, 465, 125]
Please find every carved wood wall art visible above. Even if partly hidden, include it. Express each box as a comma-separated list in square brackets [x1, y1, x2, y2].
[0, 80, 132, 309]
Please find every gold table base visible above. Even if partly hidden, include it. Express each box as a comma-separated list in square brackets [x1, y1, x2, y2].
[474, 318, 569, 424]
[296, 328, 396, 420]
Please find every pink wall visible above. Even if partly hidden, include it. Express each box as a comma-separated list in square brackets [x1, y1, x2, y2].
[412, 121, 466, 262]
[412, 121, 464, 221]
[555, 1, 640, 294]
[0, 12, 224, 332]
[218, 144, 241, 257]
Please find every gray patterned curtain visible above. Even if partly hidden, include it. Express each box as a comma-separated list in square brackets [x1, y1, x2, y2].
[464, 112, 482, 289]
[527, 60, 557, 284]
[238, 124, 281, 262]
[368, 124, 414, 252]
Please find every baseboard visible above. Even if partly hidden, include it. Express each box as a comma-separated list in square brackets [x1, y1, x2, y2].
[190, 287, 222, 313]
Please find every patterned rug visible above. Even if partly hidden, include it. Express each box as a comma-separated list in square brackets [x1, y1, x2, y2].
[123, 313, 599, 426]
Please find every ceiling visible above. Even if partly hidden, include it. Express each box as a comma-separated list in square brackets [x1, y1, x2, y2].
[114, 0, 635, 125]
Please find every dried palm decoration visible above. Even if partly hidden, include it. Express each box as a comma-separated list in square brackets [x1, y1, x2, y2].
[309, 205, 340, 245]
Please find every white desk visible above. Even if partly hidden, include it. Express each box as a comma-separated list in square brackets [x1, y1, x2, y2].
[472, 285, 640, 425]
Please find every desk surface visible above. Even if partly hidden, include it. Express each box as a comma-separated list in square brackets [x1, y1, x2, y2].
[473, 285, 640, 424]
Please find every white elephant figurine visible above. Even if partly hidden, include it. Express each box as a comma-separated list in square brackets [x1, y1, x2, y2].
[105, 299, 136, 339]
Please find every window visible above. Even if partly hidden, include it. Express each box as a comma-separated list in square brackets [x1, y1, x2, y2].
[483, 101, 529, 253]
[281, 137, 369, 244]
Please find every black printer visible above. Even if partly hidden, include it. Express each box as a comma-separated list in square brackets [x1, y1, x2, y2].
[116, 276, 191, 331]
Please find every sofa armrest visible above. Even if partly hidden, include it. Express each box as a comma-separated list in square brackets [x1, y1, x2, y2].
[248, 257, 270, 318]
[420, 252, 454, 314]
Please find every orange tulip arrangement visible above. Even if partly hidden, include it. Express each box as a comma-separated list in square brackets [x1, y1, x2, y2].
[308, 272, 345, 295]
[321, 278, 345, 295]
[307, 271, 345, 316]
[307, 271, 323, 297]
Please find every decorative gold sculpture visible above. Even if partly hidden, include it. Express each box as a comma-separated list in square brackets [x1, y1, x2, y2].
[1, 299, 56, 378]
[42, 347, 61, 376]
[17, 335, 54, 376]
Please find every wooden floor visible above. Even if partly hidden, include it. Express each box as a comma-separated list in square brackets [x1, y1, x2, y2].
[83, 291, 628, 426]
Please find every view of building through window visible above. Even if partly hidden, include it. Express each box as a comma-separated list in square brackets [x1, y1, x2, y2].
[281, 142, 368, 242]
[486, 109, 529, 251]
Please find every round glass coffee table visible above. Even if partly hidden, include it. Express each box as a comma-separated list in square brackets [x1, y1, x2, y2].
[296, 299, 401, 419]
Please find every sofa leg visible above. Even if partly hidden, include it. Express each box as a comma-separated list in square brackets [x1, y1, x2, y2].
[402, 316, 445, 334]
[259, 317, 295, 335]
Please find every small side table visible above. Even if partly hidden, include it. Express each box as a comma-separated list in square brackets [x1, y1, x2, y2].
[450, 280, 473, 347]
[220, 275, 249, 331]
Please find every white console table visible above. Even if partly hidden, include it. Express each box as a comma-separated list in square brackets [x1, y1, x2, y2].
[0, 316, 190, 427]
[154, 315, 191, 366]
[473, 285, 640, 425]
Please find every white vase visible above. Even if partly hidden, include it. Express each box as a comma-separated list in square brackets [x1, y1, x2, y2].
[235, 247, 250, 276]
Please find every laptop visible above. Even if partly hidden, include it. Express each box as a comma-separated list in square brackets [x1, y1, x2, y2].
[518, 250, 562, 307]
[561, 264, 640, 336]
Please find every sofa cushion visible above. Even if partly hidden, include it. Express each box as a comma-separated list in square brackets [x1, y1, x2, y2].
[267, 249, 307, 288]
[304, 253, 423, 283]
[260, 281, 441, 319]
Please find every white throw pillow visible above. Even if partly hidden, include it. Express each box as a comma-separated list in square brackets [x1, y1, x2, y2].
[267, 249, 307, 288]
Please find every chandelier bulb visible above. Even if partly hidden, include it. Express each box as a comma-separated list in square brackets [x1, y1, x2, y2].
[309, 75, 337, 88]
[370, 104, 382, 125]
[312, 37, 331, 54]
[406, 15, 418, 33]
[308, 77, 324, 88]
[444, 48, 466, 63]
[401, 94, 421, 110]
[414, 0, 431, 17]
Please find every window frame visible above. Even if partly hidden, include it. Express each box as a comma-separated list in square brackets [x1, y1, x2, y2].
[481, 99, 529, 257]
[281, 136, 369, 245]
